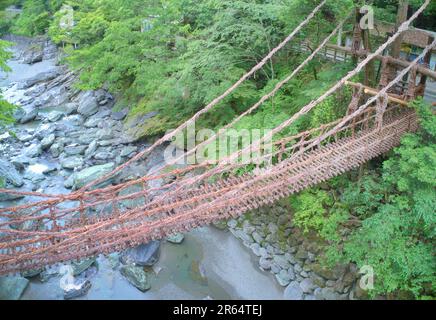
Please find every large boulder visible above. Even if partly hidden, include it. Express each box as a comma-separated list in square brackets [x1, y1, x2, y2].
[72, 257, 96, 276]
[60, 156, 84, 170]
[299, 278, 317, 294]
[21, 45, 43, 65]
[0, 190, 25, 202]
[284, 281, 304, 300]
[0, 276, 29, 300]
[46, 111, 64, 122]
[50, 142, 64, 158]
[72, 162, 115, 190]
[64, 280, 92, 300]
[64, 144, 87, 156]
[120, 265, 151, 292]
[120, 241, 160, 267]
[166, 233, 185, 244]
[65, 103, 79, 115]
[18, 69, 59, 89]
[275, 269, 292, 287]
[0, 159, 24, 187]
[24, 144, 42, 158]
[41, 134, 56, 150]
[77, 91, 99, 117]
[19, 109, 38, 124]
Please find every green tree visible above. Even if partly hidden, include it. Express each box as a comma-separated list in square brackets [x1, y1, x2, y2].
[0, 39, 16, 127]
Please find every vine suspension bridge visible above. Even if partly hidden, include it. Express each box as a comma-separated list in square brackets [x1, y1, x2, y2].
[0, 0, 435, 275]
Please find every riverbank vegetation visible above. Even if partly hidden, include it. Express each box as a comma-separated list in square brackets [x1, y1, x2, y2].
[0, 0, 435, 299]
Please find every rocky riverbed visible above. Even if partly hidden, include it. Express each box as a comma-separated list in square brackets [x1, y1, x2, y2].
[0, 36, 362, 300]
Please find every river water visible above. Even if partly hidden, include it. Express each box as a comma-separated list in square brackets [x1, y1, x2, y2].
[0, 39, 284, 300]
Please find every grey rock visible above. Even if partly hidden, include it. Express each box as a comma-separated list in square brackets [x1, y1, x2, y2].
[0, 132, 10, 142]
[50, 143, 64, 158]
[72, 162, 115, 190]
[64, 144, 87, 156]
[64, 174, 75, 189]
[24, 169, 45, 183]
[64, 280, 92, 300]
[275, 269, 292, 287]
[243, 225, 256, 235]
[300, 270, 309, 278]
[61, 156, 84, 170]
[250, 243, 261, 257]
[39, 269, 58, 283]
[284, 281, 304, 300]
[34, 123, 56, 138]
[271, 263, 281, 274]
[268, 222, 279, 234]
[0, 190, 25, 201]
[294, 264, 302, 273]
[13, 108, 25, 122]
[111, 108, 128, 121]
[63, 114, 84, 126]
[16, 132, 33, 142]
[120, 265, 151, 292]
[259, 257, 272, 270]
[94, 89, 111, 104]
[0, 160, 24, 187]
[10, 155, 31, 170]
[299, 278, 316, 294]
[21, 269, 43, 278]
[84, 118, 100, 128]
[46, 111, 63, 122]
[0, 276, 29, 300]
[233, 230, 253, 244]
[120, 241, 160, 267]
[72, 257, 96, 276]
[41, 134, 56, 150]
[212, 220, 228, 230]
[252, 231, 264, 244]
[287, 267, 296, 281]
[120, 146, 137, 158]
[107, 253, 120, 270]
[167, 233, 185, 244]
[21, 47, 43, 65]
[19, 70, 59, 89]
[258, 247, 269, 258]
[77, 92, 98, 117]
[273, 255, 291, 269]
[23, 144, 42, 158]
[94, 151, 114, 160]
[96, 128, 113, 140]
[65, 103, 78, 115]
[20, 109, 38, 124]
[227, 219, 238, 229]
[84, 140, 98, 158]
[285, 253, 297, 265]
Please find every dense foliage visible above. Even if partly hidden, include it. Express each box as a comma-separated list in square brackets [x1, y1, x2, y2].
[3, 0, 353, 138]
[291, 99, 435, 299]
[0, 39, 16, 127]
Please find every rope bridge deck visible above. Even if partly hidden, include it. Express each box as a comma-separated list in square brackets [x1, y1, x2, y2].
[0, 106, 418, 275]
